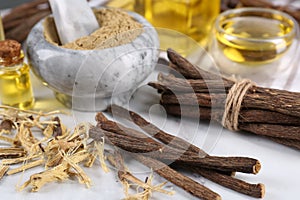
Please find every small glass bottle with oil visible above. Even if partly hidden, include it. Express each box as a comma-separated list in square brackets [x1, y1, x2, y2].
[134, 0, 220, 53]
[0, 40, 35, 109]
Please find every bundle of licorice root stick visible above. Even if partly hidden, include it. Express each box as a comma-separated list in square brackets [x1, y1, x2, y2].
[89, 105, 264, 200]
[148, 49, 300, 150]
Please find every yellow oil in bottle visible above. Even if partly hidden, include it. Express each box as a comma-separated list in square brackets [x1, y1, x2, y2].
[106, 0, 135, 10]
[216, 14, 295, 64]
[0, 63, 35, 109]
[134, 0, 220, 54]
[0, 40, 35, 110]
[0, 15, 4, 41]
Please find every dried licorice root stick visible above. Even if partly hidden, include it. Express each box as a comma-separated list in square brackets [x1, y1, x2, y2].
[5, 10, 51, 43]
[239, 124, 300, 140]
[106, 104, 208, 157]
[167, 48, 230, 81]
[101, 108, 233, 179]
[92, 116, 261, 174]
[2, 0, 50, 42]
[94, 113, 260, 174]
[106, 105, 267, 198]
[153, 73, 300, 119]
[161, 92, 226, 107]
[161, 103, 300, 141]
[3, 0, 49, 22]
[161, 103, 300, 149]
[161, 93, 300, 125]
[161, 102, 300, 125]
[91, 126, 260, 174]
[149, 73, 233, 93]
[106, 105, 231, 177]
[174, 165, 265, 199]
[133, 154, 221, 200]
[3, 7, 49, 30]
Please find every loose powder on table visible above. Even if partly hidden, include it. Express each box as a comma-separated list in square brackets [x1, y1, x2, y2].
[44, 8, 144, 50]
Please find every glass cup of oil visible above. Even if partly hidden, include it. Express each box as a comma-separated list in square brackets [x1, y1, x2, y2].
[208, 7, 300, 87]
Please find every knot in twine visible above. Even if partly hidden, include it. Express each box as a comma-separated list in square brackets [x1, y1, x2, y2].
[222, 79, 256, 131]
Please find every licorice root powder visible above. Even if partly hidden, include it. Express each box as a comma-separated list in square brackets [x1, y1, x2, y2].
[44, 8, 143, 50]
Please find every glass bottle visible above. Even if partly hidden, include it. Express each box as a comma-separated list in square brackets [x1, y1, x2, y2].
[0, 40, 34, 109]
[134, 0, 221, 53]
[0, 15, 4, 41]
[106, 0, 135, 10]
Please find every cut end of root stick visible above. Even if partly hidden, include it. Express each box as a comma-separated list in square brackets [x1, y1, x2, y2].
[253, 161, 261, 174]
[95, 113, 108, 124]
[259, 183, 266, 198]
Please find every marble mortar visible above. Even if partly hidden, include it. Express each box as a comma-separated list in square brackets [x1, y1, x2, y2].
[26, 10, 160, 111]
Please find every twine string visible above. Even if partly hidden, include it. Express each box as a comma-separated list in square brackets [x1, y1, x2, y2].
[222, 79, 255, 131]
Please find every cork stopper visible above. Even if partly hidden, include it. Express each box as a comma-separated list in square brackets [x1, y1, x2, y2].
[0, 40, 22, 66]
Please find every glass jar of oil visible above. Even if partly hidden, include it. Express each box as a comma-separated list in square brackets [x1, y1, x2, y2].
[212, 7, 296, 64]
[134, 0, 220, 53]
[0, 40, 34, 109]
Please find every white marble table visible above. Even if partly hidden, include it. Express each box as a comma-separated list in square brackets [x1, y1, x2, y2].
[1, 57, 300, 200]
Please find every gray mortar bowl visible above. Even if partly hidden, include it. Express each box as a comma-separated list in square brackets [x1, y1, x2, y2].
[26, 10, 159, 111]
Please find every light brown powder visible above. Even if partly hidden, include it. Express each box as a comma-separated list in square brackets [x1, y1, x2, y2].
[44, 8, 143, 50]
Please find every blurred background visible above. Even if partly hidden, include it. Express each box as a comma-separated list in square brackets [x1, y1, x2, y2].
[0, 0, 33, 9]
[1, 0, 300, 62]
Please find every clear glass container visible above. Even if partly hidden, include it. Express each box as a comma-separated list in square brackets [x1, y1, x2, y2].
[212, 7, 296, 64]
[208, 7, 300, 88]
